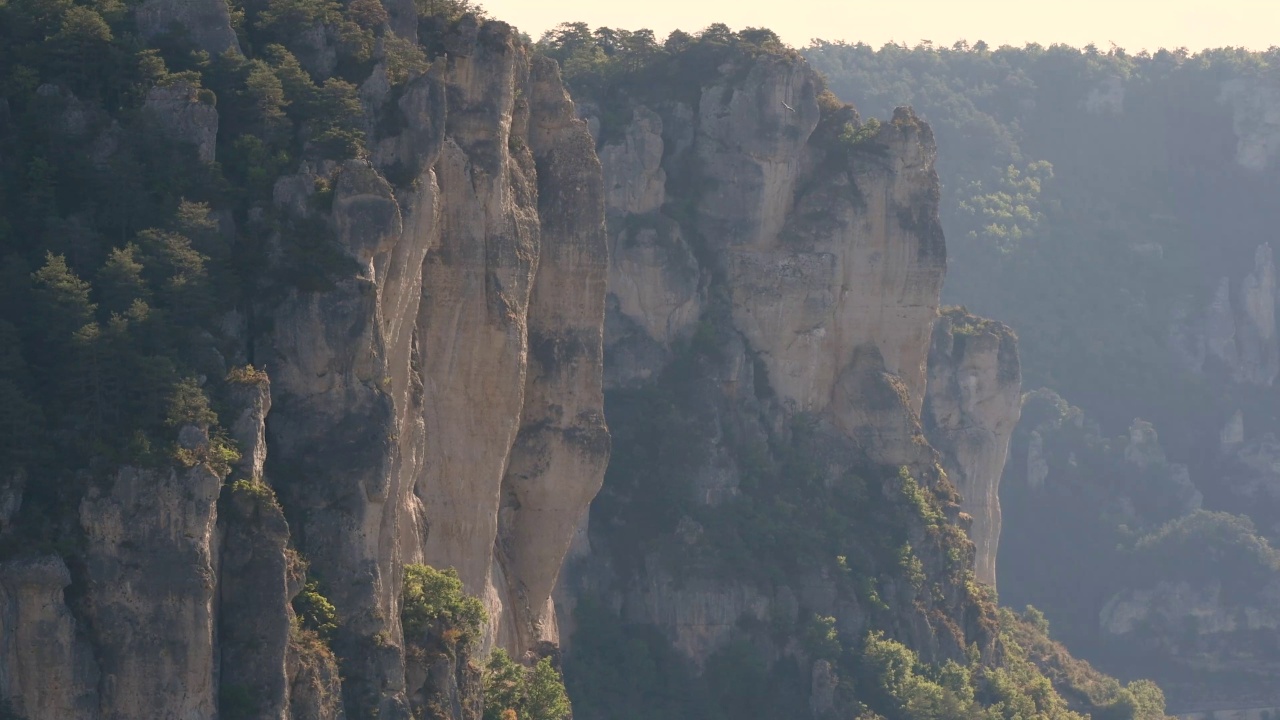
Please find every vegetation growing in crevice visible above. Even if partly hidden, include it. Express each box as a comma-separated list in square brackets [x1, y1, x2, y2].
[293, 576, 340, 642]
[482, 650, 573, 720]
[401, 563, 487, 654]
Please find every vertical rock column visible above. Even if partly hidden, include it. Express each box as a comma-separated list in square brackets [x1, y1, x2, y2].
[923, 311, 1022, 588]
[415, 24, 540, 629]
[496, 55, 610, 651]
[261, 151, 442, 718]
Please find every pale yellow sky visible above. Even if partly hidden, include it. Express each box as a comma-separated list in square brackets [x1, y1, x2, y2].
[483, 0, 1277, 52]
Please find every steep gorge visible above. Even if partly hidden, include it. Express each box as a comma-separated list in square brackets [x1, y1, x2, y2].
[0, 5, 1151, 720]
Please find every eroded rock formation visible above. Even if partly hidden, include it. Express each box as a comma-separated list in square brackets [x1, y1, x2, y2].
[0, 10, 607, 720]
[557, 42, 999, 694]
[258, 21, 608, 716]
[924, 309, 1022, 587]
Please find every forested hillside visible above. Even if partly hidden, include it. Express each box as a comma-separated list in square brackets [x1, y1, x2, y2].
[806, 40, 1280, 710]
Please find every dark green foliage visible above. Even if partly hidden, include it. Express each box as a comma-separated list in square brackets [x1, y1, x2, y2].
[0, 0, 416, 558]
[413, 0, 484, 22]
[482, 650, 572, 720]
[536, 22, 800, 145]
[564, 595, 810, 720]
[401, 564, 487, 651]
[1131, 511, 1280, 597]
[293, 578, 339, 641]
[563, 597, 718, 720]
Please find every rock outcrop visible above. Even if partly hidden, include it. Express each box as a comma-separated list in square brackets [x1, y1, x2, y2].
[144, 83, 219, 164]
[1171, 243, 1280, 386]
[134, 0, 241, 55]
[0, 11, 1039, 720]
[1101, 579, 1280, 641]
[0, 557, 99, 720]
[78, 460, 223, 720]
[255, 19, 607, 716]
[588, 55, 946, 439]
[1, 13, 607, 720]
[557, 41, 993, 710]
[924, 309, 1022, 587]
[1221, 79, 1280, 171]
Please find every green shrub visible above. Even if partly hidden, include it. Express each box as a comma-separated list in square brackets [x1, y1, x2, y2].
[401, 564, 487, 651]
[226, 364, 269, 386]
[293, 578, 339, 641]
[483, 650, 572, 720]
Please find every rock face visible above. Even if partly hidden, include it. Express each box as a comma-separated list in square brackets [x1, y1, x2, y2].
[1172, 243, 1280, 386]
[1221, 79, 1280, 171]
[1121, 419, 1203, 515]
[256, 20, 608, 717]
[0, 12, 1019, 720]
[0, 14, 607, 720]
[79, 460, 223, 720]
[558, 43, 993, 706]
[591, 55, 945, 426]
[0, 557, 99, 720]
[1101, 579, 1280, 640]
[144, 83, 219, 164]
[1099, 573, 1280, 706]
[924, 310, 1022, 588]
[134, 0, 241, 55]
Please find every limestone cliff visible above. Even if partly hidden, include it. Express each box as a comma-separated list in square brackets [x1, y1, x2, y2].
[1, 9, 1070, 720]
[257, 19, 608, 717]
[555, 39, 1002, 718]
[0, 8, 607, 720]
[923, 309, 1022, 588]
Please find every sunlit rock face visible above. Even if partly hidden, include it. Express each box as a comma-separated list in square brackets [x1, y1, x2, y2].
[259, 21, 610, 714]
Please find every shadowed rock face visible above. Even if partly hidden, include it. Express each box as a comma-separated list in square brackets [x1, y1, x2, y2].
[79, 461, 223, 720]
[924, 310, 1023, 588]
[0, 557, 100, 720]
[134, 0, 241, 55]
[558, 46, 988, 677]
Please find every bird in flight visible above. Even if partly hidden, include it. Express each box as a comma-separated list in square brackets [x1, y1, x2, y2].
[781, 101, 795, 112]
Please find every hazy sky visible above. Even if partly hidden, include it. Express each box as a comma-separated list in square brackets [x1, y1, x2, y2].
[483, 0, 1277, 52]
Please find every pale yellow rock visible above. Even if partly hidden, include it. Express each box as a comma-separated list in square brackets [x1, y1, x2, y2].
[727, 110, 945, 418]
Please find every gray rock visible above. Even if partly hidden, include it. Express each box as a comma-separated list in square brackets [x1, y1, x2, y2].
[0, 556, 101, 720]
[135, 0, 240, 55]
[144, 83, 219, 163]
[924, 311, 1023, 588]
